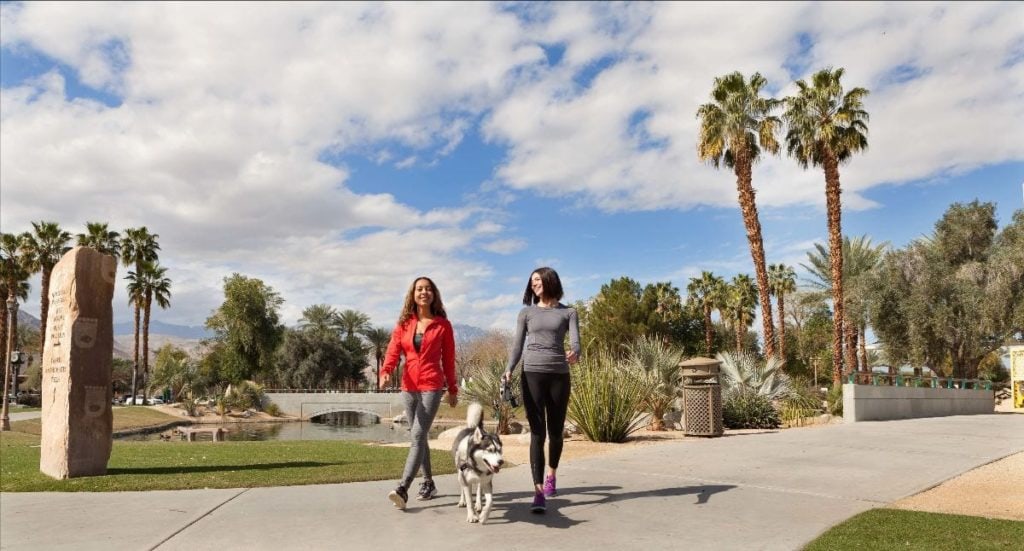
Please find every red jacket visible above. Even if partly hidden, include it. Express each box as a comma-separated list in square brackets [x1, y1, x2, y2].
[382, 315, 458, 394]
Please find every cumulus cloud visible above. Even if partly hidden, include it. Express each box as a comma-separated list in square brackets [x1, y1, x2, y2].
[1, 1, 1021, 331]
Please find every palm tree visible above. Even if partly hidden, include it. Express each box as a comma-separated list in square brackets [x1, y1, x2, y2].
[697, 71, 781, 359]
[364, 326, 392, 390]
[19, 222, 72, 352]
[624, 335, 684, 431]
[76, 222, 121, 259]
[121, 228, 160, 404]
[140, 262, 171, 401]
[784, 67, 869, 385]
[726, 274, 758, 353]
[299, 304, 339, 335]
[802, 235, 886, 375]
[336, 309, 371, 340]
[767, 263, 797, 365]
[0, 233, 32, 430]
[687, 271, 725, 356]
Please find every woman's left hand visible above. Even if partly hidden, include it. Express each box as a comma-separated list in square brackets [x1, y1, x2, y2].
[566, 350, 579, 364]
[447, 392, 458, 407]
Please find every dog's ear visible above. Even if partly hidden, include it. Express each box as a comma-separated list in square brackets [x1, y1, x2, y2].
[473, 426, 484, 441]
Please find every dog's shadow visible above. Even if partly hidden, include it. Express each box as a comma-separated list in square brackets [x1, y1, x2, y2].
[416, 484, 734, 528]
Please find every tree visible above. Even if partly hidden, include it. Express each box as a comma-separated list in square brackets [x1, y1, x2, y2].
[767, 264, 797, 366]
[19, 221, 72, 354]
[0, 233, 32, 429]
[336, 309, 371, 340]
[150, 344, 194, 401]
[784, 67, 869, 385]
[867, 203, 1024, 378]
[76, 222, 121, 259]
[725, 274, 758, 353]
[697, 71, 781, 359]
[140, 262, 172, 399]
[121, 227, 160, 403]
[364, 326, 393, 389]
[205, 274, 285, 383]
[299, 304, 339, 336]
[802, 235, 886, 373]
[275, 328, 356, 389]
[687, 271, 725, 356]
[624, 336, 683, 431]
[584, 277, 647, 355]
[640, 281, 702, 353]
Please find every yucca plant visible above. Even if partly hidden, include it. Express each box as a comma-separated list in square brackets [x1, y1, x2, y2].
[568, 350, 652, 442]
[624, 336, 684, 431]
[461, 358, 521, 435]
[717, 351, 793, 400]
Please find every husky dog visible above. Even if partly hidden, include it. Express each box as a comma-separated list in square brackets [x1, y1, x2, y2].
[452, 402, 504, 523]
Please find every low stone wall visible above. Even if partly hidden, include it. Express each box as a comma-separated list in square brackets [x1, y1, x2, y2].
[843, 384, 994, 423]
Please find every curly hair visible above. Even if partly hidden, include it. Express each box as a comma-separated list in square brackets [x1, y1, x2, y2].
[398, 276, 447, 324]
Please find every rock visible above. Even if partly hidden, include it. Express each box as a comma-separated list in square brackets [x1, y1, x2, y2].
[508, 421, 524, 434]
[393, 412, 407, 423]
[435, 426, 463, 444]
[39, 247, 117, 479]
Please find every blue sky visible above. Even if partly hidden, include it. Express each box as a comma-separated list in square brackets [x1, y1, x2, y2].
[1, 1, 1022, 337]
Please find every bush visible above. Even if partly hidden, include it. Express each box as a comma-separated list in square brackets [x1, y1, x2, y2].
[722, 389, 780, 429]
[264, 402, 282, 417]
[718, 351, 793, 400]
[624, 336, 683, 431]
[461, 358, 521, 435]
[180, 397, 199, 417]
[15, 394, 41, 407]
[779, 384, 824, 426]
[568, 351, 652, 442]
[826, 385, 843, 416]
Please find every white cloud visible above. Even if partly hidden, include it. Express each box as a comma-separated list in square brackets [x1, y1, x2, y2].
[1, 1, 1021, 334]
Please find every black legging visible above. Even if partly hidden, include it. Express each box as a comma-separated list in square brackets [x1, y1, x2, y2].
[522, 371, 571, 486]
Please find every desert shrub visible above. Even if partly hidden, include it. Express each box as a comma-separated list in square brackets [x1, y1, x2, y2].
[718, 351, 793, 400]
[180, 397, 199, 417]
[722, 389, 780, 429]
[263, 402, 282, 417]
[461, 357, 521, 435]
[568, 351, 652, 442]
[779, 383, 824, 426]
[826, 385, 843, 416]
[624, 336, 683, 431]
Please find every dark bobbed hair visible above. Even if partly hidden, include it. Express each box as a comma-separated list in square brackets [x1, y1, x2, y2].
[522, 266, 564, 305]
[398, 276, 447, 324]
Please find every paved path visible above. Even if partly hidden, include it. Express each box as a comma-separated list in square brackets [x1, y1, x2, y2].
[2, 414, 1022, 551]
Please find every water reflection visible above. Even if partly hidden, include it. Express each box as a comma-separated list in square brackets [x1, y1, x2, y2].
[120, 411, 456, 443]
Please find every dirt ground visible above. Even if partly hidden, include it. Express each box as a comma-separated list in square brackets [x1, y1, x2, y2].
[157, 404, 1024, 521]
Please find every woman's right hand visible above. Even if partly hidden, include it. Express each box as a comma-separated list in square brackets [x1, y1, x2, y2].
[379, 372, 390, 389]
[501, 371, 511, 385]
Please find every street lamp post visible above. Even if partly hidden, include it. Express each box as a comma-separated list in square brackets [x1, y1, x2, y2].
[1, 296, 18, 431]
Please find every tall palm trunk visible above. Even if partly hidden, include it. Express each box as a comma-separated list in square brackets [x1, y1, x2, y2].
[734, 154, 777, 359]
[823, 153, 845, 386]
[703, 304, 714, 356]
[130, 301, 141, 403]
[734, 316, 743, 353]
[0, 299, 7, 373]
[776, 295, 787, 364]
[39, 267, 52, 351]
[846, 323, 859, 374]
[143, 292, 152, 401]
[858, 326, 868, 373]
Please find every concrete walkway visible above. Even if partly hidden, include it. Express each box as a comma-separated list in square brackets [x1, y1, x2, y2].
[2, 414, 1022, 551]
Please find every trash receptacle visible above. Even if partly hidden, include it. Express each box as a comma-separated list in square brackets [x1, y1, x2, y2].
[679, 357, 723, 437]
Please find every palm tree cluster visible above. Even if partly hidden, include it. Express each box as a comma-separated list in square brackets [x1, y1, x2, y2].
[297, 304, 388, 388]
[0, 221, 172, 407]
[697, 67, 870, 386]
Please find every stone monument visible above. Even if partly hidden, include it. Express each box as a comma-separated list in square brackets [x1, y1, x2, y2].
[39, 246, 117, 479]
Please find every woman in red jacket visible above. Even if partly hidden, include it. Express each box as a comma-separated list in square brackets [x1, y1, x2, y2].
[380, 276, 459, 510]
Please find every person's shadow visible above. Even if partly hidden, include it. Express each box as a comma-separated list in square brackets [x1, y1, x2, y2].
[414, 484, 735, 528]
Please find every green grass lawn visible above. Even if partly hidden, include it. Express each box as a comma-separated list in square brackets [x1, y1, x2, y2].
[0, 408, 454, 492]
[805, 509, 1024, 550]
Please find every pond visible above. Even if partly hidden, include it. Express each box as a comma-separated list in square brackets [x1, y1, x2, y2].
[119, 411, 459, 443]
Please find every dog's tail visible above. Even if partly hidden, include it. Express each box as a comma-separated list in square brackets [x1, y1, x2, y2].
[466, 402, 484, 429]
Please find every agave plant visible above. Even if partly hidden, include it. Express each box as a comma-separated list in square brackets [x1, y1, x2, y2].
[624, 336, 684, 431]
[716, 351, 793, 400]
[568, 350, 652, 442]
[461, 357, 521, 435]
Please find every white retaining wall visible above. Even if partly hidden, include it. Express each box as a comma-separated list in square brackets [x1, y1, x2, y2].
[843, 384, 993, 423]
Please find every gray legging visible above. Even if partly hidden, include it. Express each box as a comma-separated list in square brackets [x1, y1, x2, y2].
[400, 390, 443, 488]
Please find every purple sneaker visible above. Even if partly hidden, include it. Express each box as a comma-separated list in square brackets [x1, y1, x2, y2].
[543, 475, 557, 497]
[530, 492, 546, 514]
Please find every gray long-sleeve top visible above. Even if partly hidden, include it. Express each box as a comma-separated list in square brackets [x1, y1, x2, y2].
[505, 304, 581, 375]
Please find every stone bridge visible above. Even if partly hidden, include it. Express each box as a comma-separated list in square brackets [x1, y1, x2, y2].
[263, 391, 405, 421]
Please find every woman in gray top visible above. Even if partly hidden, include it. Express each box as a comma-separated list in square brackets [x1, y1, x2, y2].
[503, 267, 580, 514]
